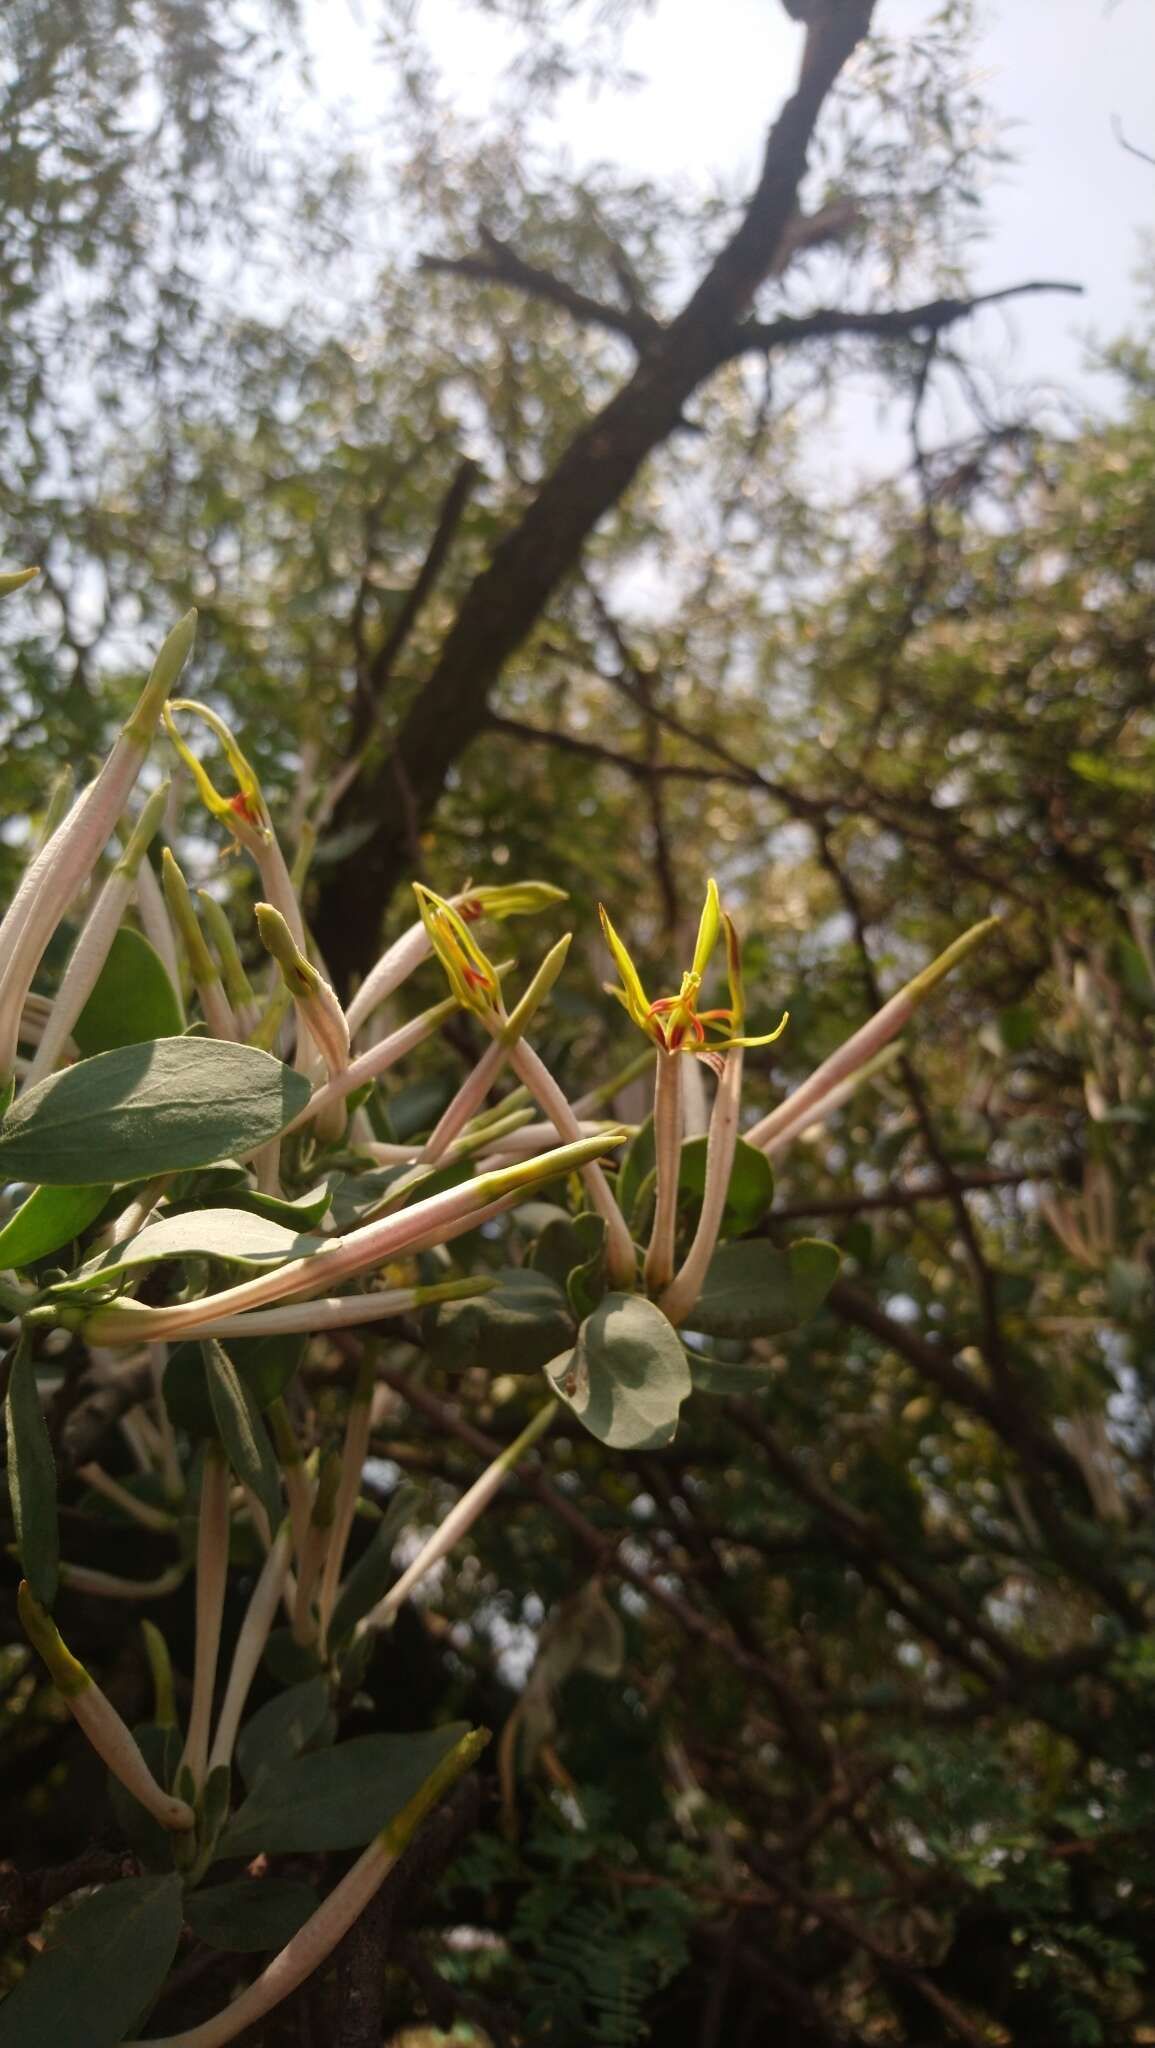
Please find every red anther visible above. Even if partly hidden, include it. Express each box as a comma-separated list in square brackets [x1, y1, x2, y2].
[461, 899, 483, 922]
[463, 963, 491, 990]
[228, 791, 259, 825]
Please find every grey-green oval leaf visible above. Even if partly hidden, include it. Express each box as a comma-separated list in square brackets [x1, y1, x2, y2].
[217, 1723, 469, 1858]
[73, 925, 183, 1054]
[184, 1877, 320, 1953]
[0, 1038, 311, 1185]
[235, 1675, 333, 1790]
[545, 1293, 692, 1451]
[0, 1872, 183, 2048]
[53, 1207, 326, 1296]
[204, 1341, 282, 1532]
[688, 1237, 840, 1339]
[429, 1267, 574, 1375]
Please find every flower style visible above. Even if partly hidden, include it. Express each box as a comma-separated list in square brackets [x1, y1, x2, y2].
[599, 878, 789, 1064]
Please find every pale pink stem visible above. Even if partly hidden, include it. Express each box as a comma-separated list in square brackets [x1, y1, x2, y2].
[761, 1048, 896, 1160]
[179, 1449, 230, 1790]
[643, 1050, 684, 1294]
[135, 855, 184, 1006]
[344, 920, 434, 1038]
[508, 1041, 636, 1288]
[360, 1402, 557, 1635]
[0, 614, 195, 1080]
[207, 1524, 293, 1775]
[282, 1002, 449, 1138]
[420, 1038, 506, 1161]
[744, 989, 915, 1153]
[317, 1381, 374, 1653]
[59, 1562, 185, 1600]
[661, 1048, 743, 1326]
[24, 870, 137, 1085]
[124, 1731, 489, 2048]
[76, 1463, 177, 1532]
[82, 1133, 620, 1344]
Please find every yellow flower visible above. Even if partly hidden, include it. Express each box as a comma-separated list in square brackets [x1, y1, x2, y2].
[599, 879, 788, 1059]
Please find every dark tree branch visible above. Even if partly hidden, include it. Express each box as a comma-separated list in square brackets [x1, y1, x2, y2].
[419, 228, 660, 349]
[731, 279, 1084, 359]
[346, 455, 481, 760]
[486, 709, 751, 786]
[316, 0, 878, 987]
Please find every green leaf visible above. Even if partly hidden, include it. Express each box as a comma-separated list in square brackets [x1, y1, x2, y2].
[378, 1074, 454, 1143]
[52, 1207, 325, 1296]
[327, 1484, 417, 1649]
[677, 1135, 774, 1236]
[429, 1267, 574, 1374]
[206, 1180, 332, 1230]
[184, 1877, 319, 1953]
[564, 1213, 608, 1321]
[0, 1183, 112, 1270]
[204, 1341, 282, 1531]
[216, 1724, 470, 1857]
[544, 1294, 692, 1451]
[4, 1333, 58, 1605]
[0, 1039, 311, 1185]
[616, 1116, 655, 1234]
[689, 1238, 840, 1338]
[235, 1676, 333, 1790]
[0, 1872, 183, 2048]
[164, 1333, 304, 1438]
[72, 926, 183, 1054]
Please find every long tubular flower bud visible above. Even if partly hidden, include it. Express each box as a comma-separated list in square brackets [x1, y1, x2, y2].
[256, 902, 350, 1084]
[191, 1275, 495, 1340]
[744, 919, 1001, 1154]
[282, 996, 455, 1138]
[360, 1402, 557, 1636]
[124, 1728, 490, 2048]
[18, 1583, 194, 1831]
[162, 849, 237, 1041]
[179, 1447, 231, 1791]
[507, 1041, 637, 1288]
[197, 890, 257, 1030]
[75, 1461, 178, 1533]
[761, 1041, 902, 1162]
[24, 784, 171, 1086]
[207, 1522, 293, 1777]
[58, 1562, 186, 1601]
[33, 766, 77, 852]
[661, 1047, 743, 1327]
[0, 565, 39, 596]
[135, 851, 185, 1014]
[420, 1038, 506, 1162]
[643, 1050, 684, 1295]
[317, 1352, 376, 1653]
[293, 1450, 340, 1645]
[572, 1046, 655, 1118]
[346, 883, 566, 1039]
[79, 1131, 627, 1345]
[0, 612, 196, 1084]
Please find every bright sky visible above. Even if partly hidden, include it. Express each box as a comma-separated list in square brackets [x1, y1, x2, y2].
[314, 0, 1155, 460]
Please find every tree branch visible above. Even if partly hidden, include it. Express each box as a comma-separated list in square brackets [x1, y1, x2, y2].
[316, 0, 878, 987]
[419, 228, 660, 349]
[731, 279, 1084, 359]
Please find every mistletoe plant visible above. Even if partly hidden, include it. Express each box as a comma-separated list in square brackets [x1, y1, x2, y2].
[0, 588, 992, 2046]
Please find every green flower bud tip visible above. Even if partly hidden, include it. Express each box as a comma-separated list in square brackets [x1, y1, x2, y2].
[18, 1581, 91, 1697]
